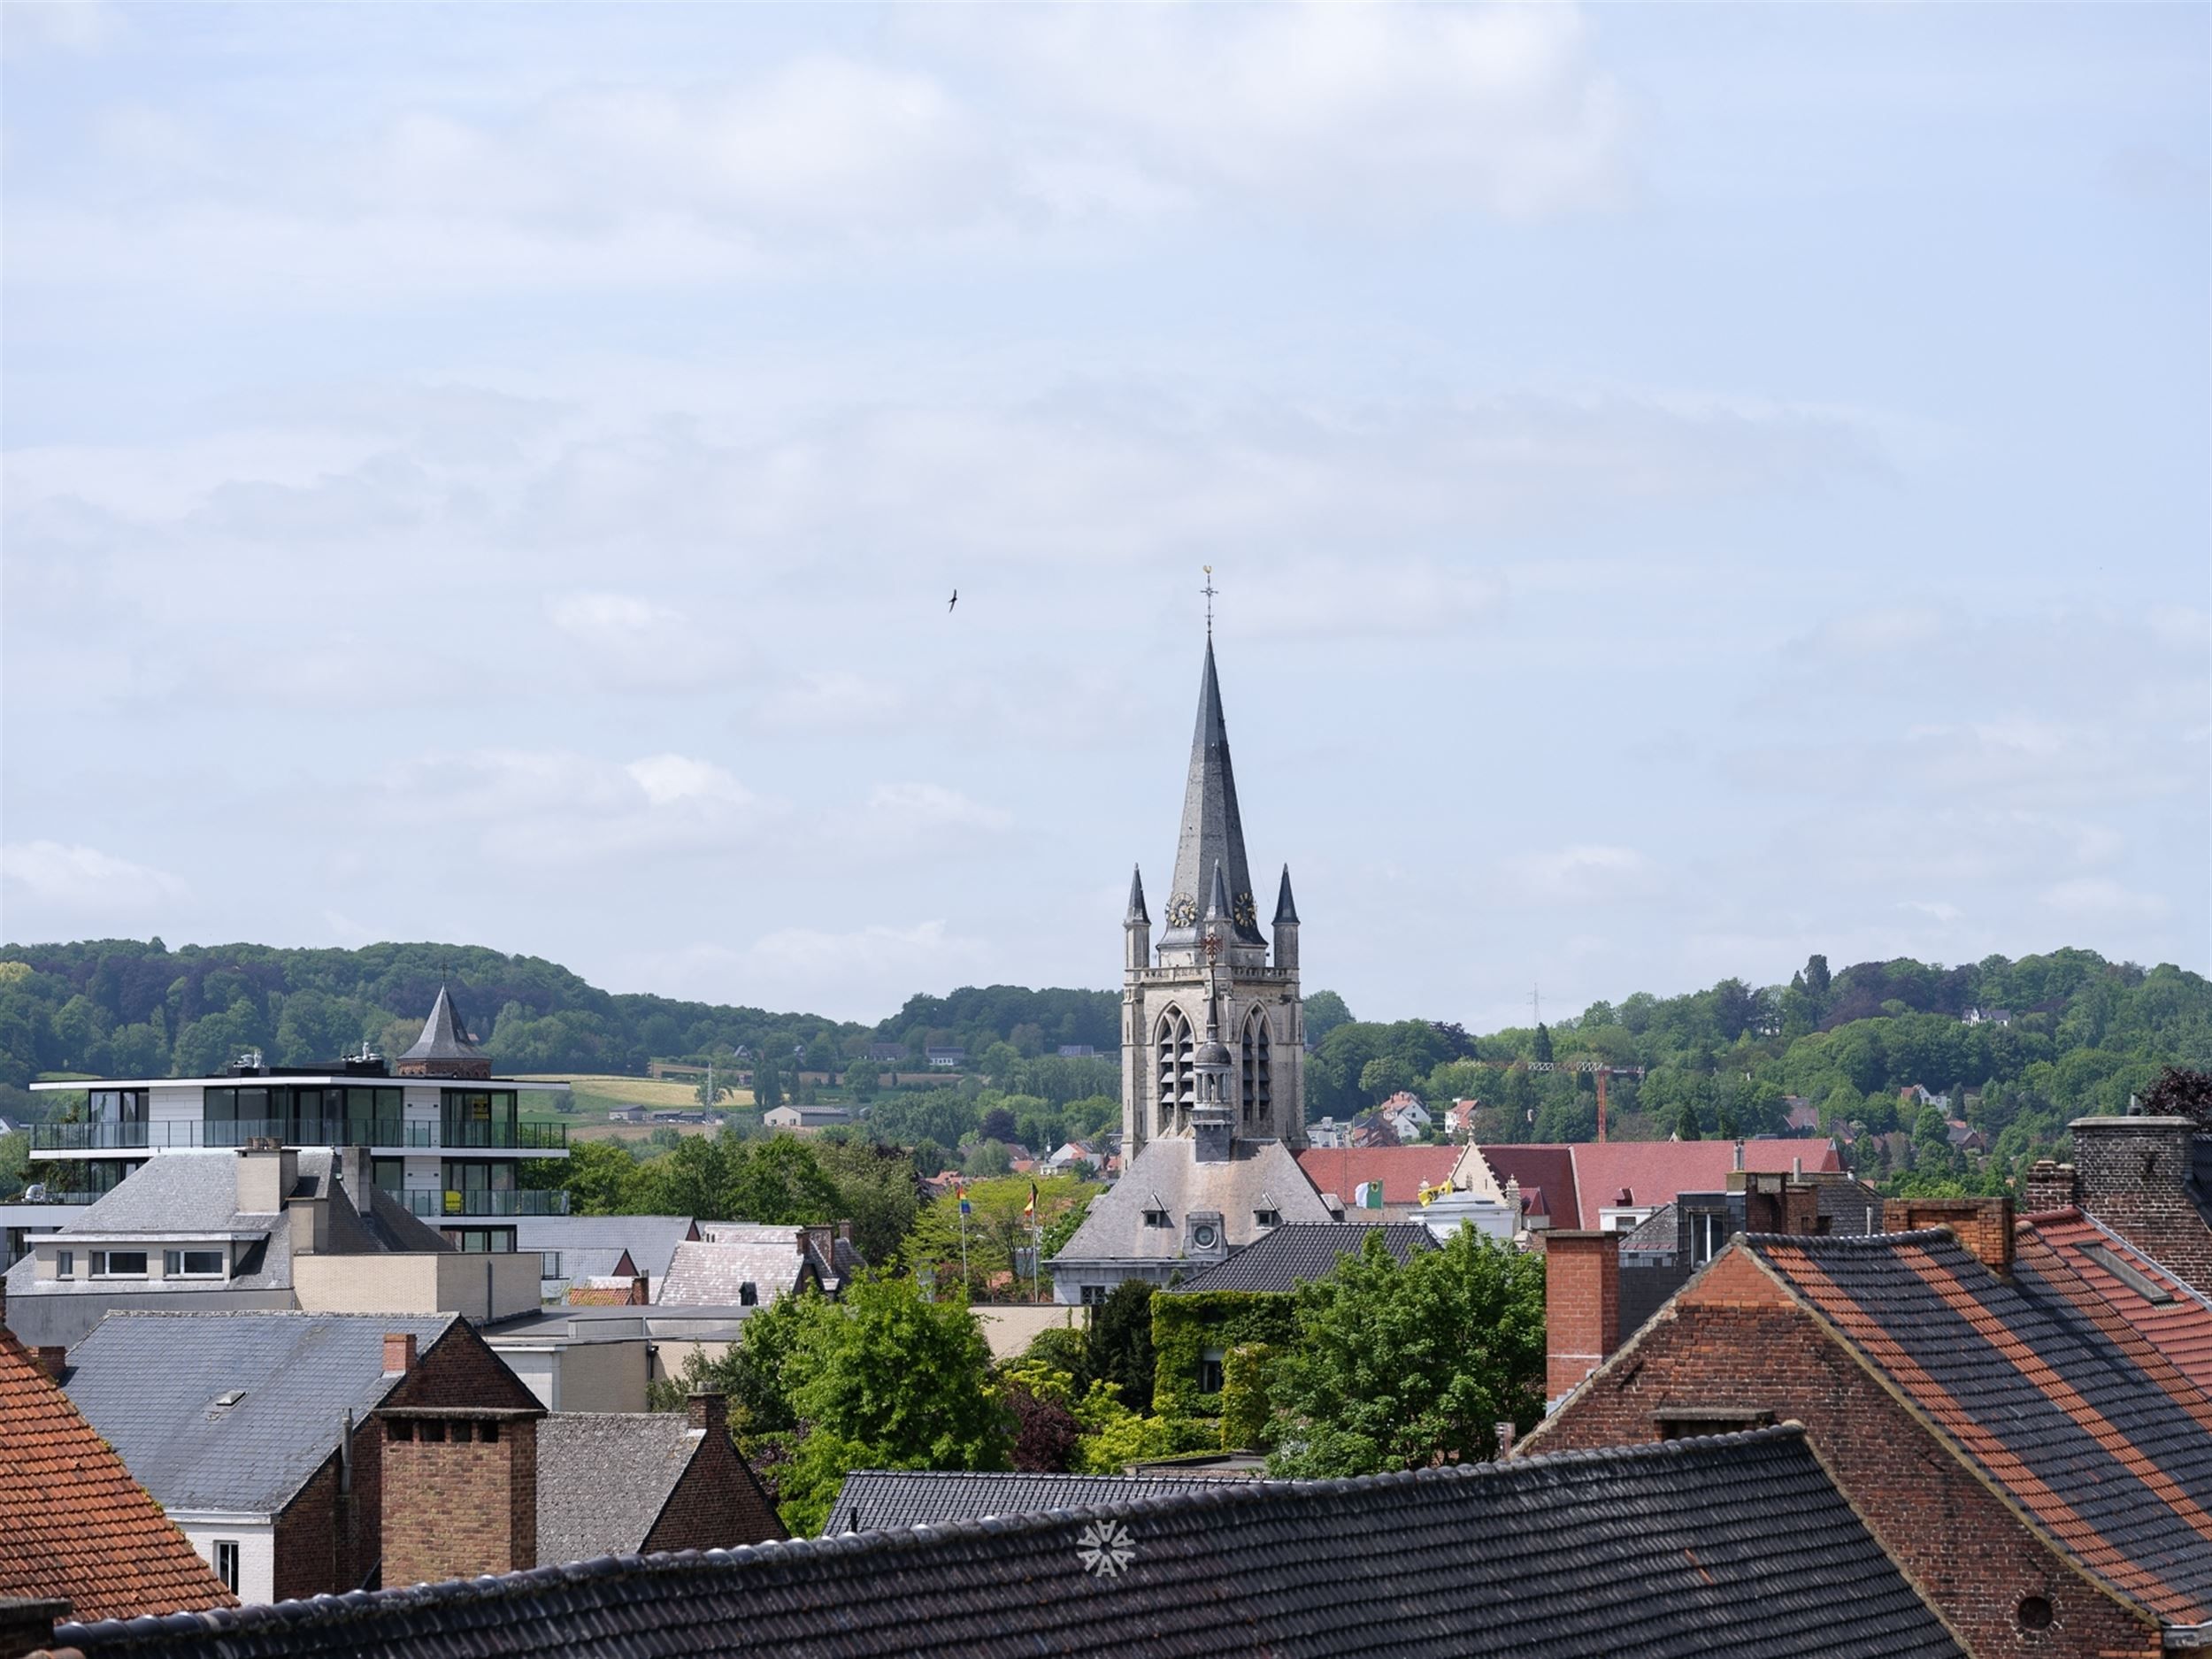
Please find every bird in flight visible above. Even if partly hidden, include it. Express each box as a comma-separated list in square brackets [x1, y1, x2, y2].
[948, 589, 958, 612]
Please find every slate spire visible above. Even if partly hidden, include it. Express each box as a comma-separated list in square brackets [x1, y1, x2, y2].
[1125, 864, 1149, 926]
[1164, 639, 1262, 947]
[1273, 864, 1299, 927]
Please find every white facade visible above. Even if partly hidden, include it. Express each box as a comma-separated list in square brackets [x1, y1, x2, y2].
[176, 1515, 276, 1606]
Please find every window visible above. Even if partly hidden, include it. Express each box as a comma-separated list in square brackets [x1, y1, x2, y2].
[91, 1250, 148, 1278]
[1199, 1348, 1225, 1394]
[1080, 1284, 1109, 1306]
[1142, 1209, 1171, 1228]
[1155, 1009, 1194, 1135]
[53, 1250, 73, 1279]
[164, 1249, 226, 1278]
[211, 1540, 240, 1594]
[1254, 1209, 1281, 1228]
[480, 1420, 498, 1444]
[1240, 1010, 1271, 1126]
[539, 1252, 563, 1279]
[1689, 1211, 1726, 1265]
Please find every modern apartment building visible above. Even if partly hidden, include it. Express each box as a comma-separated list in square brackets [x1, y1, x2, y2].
[20, 989, 570, 1256]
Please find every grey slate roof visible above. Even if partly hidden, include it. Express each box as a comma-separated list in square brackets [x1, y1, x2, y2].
[1125, 864, 1149, 925]
[512, 1215, 699, 1286]
[1162, 1223, 1433, 1294]
[1052, 1134, 1333, 1267]
[401, 985, 484, 1065]
[60, 1310, 456, 1516]
[537, 1414, 706, 1565]
[659, 1230, 825, 1306]
[1160, 640, 1262, 949]
[49, 1427, 1962, 1659]
[821, 1470, 1232, 1535]
[1271, 864, 1297, 926]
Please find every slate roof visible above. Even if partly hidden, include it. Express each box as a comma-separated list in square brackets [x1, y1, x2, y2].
[513, 1216, 700, 1286]
[1748, 1228, 2212, 1626]
[0, 1325, 235, 1622]
[45, 1427, 1961, 1659]
[61, 1311, 457, 1516]
[2019, 1207, 2212, 1396]
[1159, 639, 1262, 949]
[537, 1414, 710, 1564]
[1293, 1144, 1460, 1209]
[400, 985, 484, 1065]
[1053, 1135, 1333, 1267]
[1162, 1223, 1433, 1294]
[821, 1470, 1230, 1535]
[659, 1231, 825, 1306]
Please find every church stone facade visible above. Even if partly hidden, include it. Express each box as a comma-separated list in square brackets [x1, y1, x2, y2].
[1050, 637, 1332, 1304]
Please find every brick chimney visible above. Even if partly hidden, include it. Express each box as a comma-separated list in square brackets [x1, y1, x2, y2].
[35, 1347, 66, 1381]
[383, 1333, 418, 1376]
[1884, 1196, 2014, 1273]
[2023, 1158, 2078, 1214]
[1545, 1231, 1621, 1402]
[1740, 1171, 1820, 1236]
[2070, 1115, 2193, 1214]
[687, 1391, 728, 1437]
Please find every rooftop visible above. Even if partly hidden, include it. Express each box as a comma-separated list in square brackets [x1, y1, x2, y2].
[821, 1470, 1232, 1535]
[46, 1427, 1960, 1659]
[1294, 1144, 1461, 1209]
[1162, 1222, 1434, 1294]
[0, 1325, 235, 1623]
[537, 1414, 758, 1565]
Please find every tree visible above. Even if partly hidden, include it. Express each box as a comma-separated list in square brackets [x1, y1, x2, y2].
[814, 1136, 920, 1264]
[1358, 1056, 1416, 1104]
[1268, 1227, 1545, 1479]
[726, 1135, 841, 1225]
[1085, 1279, 1156, 1413]
[1303, 990, 1354, 1045]
[1803, 954, 1832, 1000]
[2141, 1066, 2212, 1127]
[753, 1061, 785, 1112]
[564, 1139, 646, 1215]
[1532, 1022, 1554, 1064]
[1674, 1101, 1701, 1141]
[776, 1274, 1011, 1532]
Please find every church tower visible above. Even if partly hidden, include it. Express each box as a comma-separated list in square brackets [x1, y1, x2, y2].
[1121, 638, 1305, 1157]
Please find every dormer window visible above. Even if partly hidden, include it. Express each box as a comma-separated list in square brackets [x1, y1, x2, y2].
[1254, 1209, 1281, 1228]
[1142, 1209, 1171, 1228]
[739, 1282, 758, 1306]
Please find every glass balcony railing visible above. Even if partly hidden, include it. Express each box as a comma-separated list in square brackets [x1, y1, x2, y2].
[27, 1118, 567, 1153]
[394, 1187, 570, 1217]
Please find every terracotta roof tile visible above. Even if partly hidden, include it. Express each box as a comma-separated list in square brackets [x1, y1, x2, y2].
[2017, 1209, 2212, 1397]
[1294, 1144, 1459, 1208]
[0, 1325, 235, 1622]
[1750, 1229, 2212, 1625]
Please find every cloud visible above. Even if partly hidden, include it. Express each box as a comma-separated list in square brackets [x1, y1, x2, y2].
[2039, 877, 2168, 923]
[1, 841, 188, 915]
[749, 672, 909, 733]
[1503, 844, 1658, 903]
[376, 749, 780, 867]
[546, 591, 738, 691]
[864, 783, 1012, 834]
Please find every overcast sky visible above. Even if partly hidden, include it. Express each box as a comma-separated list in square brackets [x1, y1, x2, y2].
[3, 4, 2205, 1029]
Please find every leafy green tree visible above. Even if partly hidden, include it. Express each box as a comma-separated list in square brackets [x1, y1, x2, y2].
[814, 1136, 920, 1264]
[1532, 1022, 1554, 1064]
[1303, 990, 1354, 1045]
[753, 1061, 784, 1112]
[1358, 1056, 1416, 1104]
[563, 1138, 646, 1215]
[727, 1135, 842, 1225]
[0, 1131, 28, 1201]
[1268, 1227, 1545, 1479]
[1086, 1279, 1156, 1413]
[649, 1283, 818, 1439]
[1674, 1101, 1701, 1141]
[776, 1274, 1010, 1532]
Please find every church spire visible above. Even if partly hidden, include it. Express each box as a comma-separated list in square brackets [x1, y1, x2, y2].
[1125, 864, 1149, 926]
[1273, 864, 1299, 926]
[1163, 639, 1261, 948]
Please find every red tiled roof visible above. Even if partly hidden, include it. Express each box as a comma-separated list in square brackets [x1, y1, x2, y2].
[1294, 1145, 1460, 1207]
[2021, 1208, 2212, 1397]
[0, 1325, 235, 1621]
[1750, 1229, 2212, 1624]
[1563, 1141, 1840, 1227]
[1476, 1148, 1579, 1227]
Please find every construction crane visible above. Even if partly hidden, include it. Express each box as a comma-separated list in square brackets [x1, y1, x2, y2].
[1468, 1058, 1647, 1143]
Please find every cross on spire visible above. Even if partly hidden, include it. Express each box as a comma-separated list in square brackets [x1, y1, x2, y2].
[1201, 565, 1217, 637]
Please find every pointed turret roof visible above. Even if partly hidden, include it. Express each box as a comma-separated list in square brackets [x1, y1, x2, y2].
[1273, 865, 1299, 927]
[1204, 860, 1232, 923]
[1125, 865, 1149, 926]
[401, 985, 483, 1066]
[1164, 641, 1262, 947]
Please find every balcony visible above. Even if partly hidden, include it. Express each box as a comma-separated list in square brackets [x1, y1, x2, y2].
[27, 1118, 567, 1153]
[395, 1187, 571, 1218]
[12, 1187, 107, 1206]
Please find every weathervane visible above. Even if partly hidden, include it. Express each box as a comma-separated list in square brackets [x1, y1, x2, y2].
[1201, 565, 1217, 637]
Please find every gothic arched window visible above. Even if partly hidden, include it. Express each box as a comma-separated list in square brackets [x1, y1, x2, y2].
[1240, 1008, 1271, 1127]
[1156, 1008, 1194, 1135]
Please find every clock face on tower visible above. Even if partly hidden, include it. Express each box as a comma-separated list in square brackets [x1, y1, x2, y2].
[1233, 891, 1256, 930]
[1165, 895, 1199, 929]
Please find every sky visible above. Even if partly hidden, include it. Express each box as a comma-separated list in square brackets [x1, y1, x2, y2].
[2, 3, 2206, 1031]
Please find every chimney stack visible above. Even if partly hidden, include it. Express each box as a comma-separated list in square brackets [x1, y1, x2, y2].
[382, 1332, 418, 1376]
[2023, 1158, 2078, 1214]
[687, 1391, 729, 1438]
[35, 1347, 67, 1381]
[1544, 1231, 1621, 1402]
[1884, 1196, 2014, 1274]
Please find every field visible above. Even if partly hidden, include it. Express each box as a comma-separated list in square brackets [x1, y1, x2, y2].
[514, 1073, 757, 1118]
